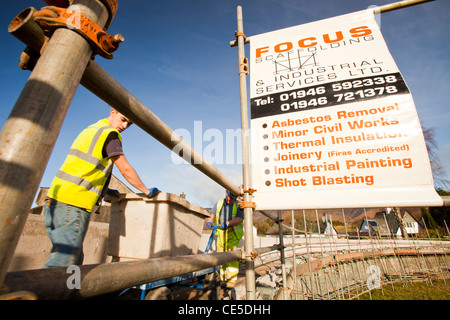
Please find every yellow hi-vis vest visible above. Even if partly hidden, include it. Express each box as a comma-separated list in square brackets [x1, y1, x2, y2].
[47, 118, 122, 212]
[215, 199, 244, 239]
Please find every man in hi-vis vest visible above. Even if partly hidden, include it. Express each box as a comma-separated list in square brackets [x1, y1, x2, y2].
[206, 190, 244, 288]
[43, 109, 160, 268]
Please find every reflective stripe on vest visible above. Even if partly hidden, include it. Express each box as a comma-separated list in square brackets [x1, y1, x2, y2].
[47, 119, 121, 211]
[216, 199, 244, 239]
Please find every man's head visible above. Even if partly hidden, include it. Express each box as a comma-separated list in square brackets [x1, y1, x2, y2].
[107, 109, 133, 133]
[225, 190, 237, 205]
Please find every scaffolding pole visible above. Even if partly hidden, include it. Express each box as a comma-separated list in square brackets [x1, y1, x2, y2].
[81, 62, 241, 196]
[4, 3, 259, 300]
[377, 0, 434, 13]
[1, 3, 243, 293]
[235, 5, 257, 300]
[4, 246, 280, 300]
[0, 0, 112, 291]
[0, 0, 441, 299]
[7, 6, 241, 197]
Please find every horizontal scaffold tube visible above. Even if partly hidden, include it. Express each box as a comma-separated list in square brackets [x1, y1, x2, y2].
[376, 0, 435, 13]
[81, 61, 241, 196]
[8, 7, 241, 197]
[4, 246, 279, 300]
[229, 0, 435, 47]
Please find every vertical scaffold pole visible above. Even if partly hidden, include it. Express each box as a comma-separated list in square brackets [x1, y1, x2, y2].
[235, 5, 256, 300]
[0, 0, 112, 289]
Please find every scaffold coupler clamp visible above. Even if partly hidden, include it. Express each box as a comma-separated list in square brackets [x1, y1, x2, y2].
[238, 201, 256, 210]
[235, 31, 246, 41]
[235, 32, 249, 74]
[243, 188, 257, 195]
[238, 57, 248, 75]
[238, 188, 256, 210]
[43, 0, 118, 30]
[240, 250, 258, 263]
[33, 4, 123, 59]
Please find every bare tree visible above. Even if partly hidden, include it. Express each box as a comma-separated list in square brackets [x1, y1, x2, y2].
[422, 126, 449, 188]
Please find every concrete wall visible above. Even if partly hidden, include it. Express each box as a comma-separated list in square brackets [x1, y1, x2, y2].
[8, 214, 111, 271]
[10, 214, 282, 271]
[10, 190, 210, 271]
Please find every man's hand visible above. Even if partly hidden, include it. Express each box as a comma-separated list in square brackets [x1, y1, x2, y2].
[147, 187, 161, 198]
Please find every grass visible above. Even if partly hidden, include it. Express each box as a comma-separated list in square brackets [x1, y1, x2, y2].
[359, 279, 450, 300]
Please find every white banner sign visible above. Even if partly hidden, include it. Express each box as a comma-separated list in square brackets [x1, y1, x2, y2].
[249, 10, 442, 210]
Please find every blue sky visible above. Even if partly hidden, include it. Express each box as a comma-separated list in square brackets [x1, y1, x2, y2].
[0, 0, 449, 208]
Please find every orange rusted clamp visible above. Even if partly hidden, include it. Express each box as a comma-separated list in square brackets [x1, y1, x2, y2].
[243, 188, 257, 195]
[238, 201, 256, 209]
[235, 31, 246, 40]
[240, 251, 258, 263]
[33, 6, 123, 59]
[239, 57, 248, 75]
[43, 0, 118, 30]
